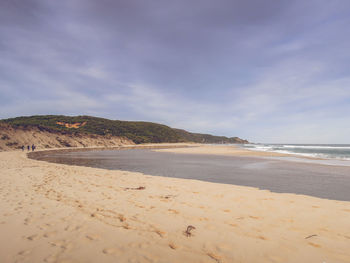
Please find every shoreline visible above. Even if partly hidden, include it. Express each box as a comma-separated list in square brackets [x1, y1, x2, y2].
[27, 143, 196, 160]
[1, 144, 350, 262]
[156, 144, 350, 166]
[31, 144, 350, 201]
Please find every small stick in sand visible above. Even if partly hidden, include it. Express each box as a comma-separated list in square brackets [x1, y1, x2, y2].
[305, 234, 318, 239]
[124, 186, 146, 190]
[184, 225, 196, 237]
[162, 194, 177, 199]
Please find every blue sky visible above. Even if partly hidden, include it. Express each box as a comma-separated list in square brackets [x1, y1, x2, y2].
[1, 0, 350, 143]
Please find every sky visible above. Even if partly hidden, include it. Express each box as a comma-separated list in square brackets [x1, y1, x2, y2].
[1, 0, 350, 143]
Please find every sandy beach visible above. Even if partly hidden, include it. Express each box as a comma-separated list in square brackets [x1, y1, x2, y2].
[155, 144, 289, 157]
[1, 145, 350, 263]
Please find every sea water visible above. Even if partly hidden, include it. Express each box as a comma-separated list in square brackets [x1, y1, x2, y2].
[241, 144, 350, 160]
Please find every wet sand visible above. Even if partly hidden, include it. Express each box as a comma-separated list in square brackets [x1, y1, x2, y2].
[36, 148, 350, 201]
[1, 144, 350, 263]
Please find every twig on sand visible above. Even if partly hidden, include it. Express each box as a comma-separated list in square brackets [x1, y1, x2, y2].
[184, 225, 196, 237]
[305, 234, 318, 239]
[162, 194, 177, 199]
[124, 186, 146, 191]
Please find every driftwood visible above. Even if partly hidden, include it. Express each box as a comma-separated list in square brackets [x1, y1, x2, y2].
[305, 234, 318, 239]
[184, 225, 196, 237]
[124, 186, 146, 190]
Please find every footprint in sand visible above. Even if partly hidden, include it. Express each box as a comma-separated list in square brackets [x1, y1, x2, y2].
[43, 231, 57, 238]
[24, 217, 32, 225]
[206, 251, 223, 263]
[85, 234, 100, 241]
[308, 242, 321, 248]
[118, 214, 126, 222]
[168, 242, 179, 250]
[49, 240, 72, 251]
[26, 234, 40, 241]
[102, 247, 122, 255]
[122, 223, 131, 229]
[153, 228, 166, 238]
[39, 223, 53, 230]
[43, 254, 58, 263]
[168, 209, 179, 214]
[18, 250, 31, 256]
[137, 243, 150, 249]
[3, 212, 13, 217]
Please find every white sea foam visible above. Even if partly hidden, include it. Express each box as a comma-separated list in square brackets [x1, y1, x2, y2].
[241, 143, 350, 161]
[280, 145, 350, 150]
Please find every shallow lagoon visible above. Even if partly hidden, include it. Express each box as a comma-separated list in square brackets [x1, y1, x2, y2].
[37, 149, 350, 201]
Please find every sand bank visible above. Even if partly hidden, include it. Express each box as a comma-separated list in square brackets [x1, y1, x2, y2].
[1, 145, 350, 263]
[154, 144, 290, 157]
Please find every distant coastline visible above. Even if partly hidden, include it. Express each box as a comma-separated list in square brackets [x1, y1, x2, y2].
[0, 115, 248, 151]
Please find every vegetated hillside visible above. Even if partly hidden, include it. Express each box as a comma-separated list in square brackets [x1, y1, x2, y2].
[174, 129, 248, 144]
[1, 115, 248, 148]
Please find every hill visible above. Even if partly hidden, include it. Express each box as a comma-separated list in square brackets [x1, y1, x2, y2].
[0, 115, 248, 150]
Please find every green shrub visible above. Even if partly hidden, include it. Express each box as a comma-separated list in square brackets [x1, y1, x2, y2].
[1, 115, 247, 144]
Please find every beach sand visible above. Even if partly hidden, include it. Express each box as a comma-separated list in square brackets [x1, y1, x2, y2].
[155, 144, 290, 157]
[1, 144, 350, 263]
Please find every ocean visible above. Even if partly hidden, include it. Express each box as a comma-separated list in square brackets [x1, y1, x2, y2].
[240, 143, 350, 160]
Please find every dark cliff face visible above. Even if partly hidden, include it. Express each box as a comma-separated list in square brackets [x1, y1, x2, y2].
[1, 115, 249, 145]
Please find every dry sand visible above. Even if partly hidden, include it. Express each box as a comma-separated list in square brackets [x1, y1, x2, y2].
[1, 144, 350, 263]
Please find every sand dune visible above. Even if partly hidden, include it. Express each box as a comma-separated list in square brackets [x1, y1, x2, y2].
[0, 122, 134, 151]
[1, 145, 350, 262]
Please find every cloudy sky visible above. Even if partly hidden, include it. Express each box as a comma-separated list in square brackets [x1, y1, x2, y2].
[1, 0, 350, 143]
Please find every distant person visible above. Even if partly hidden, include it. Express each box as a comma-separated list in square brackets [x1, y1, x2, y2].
[31, 144, 36, 151]
[21, 145, 24, 151]
[27, 145, 30, 151]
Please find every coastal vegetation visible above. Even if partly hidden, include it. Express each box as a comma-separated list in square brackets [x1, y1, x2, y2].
[1, 115, 248, 145]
